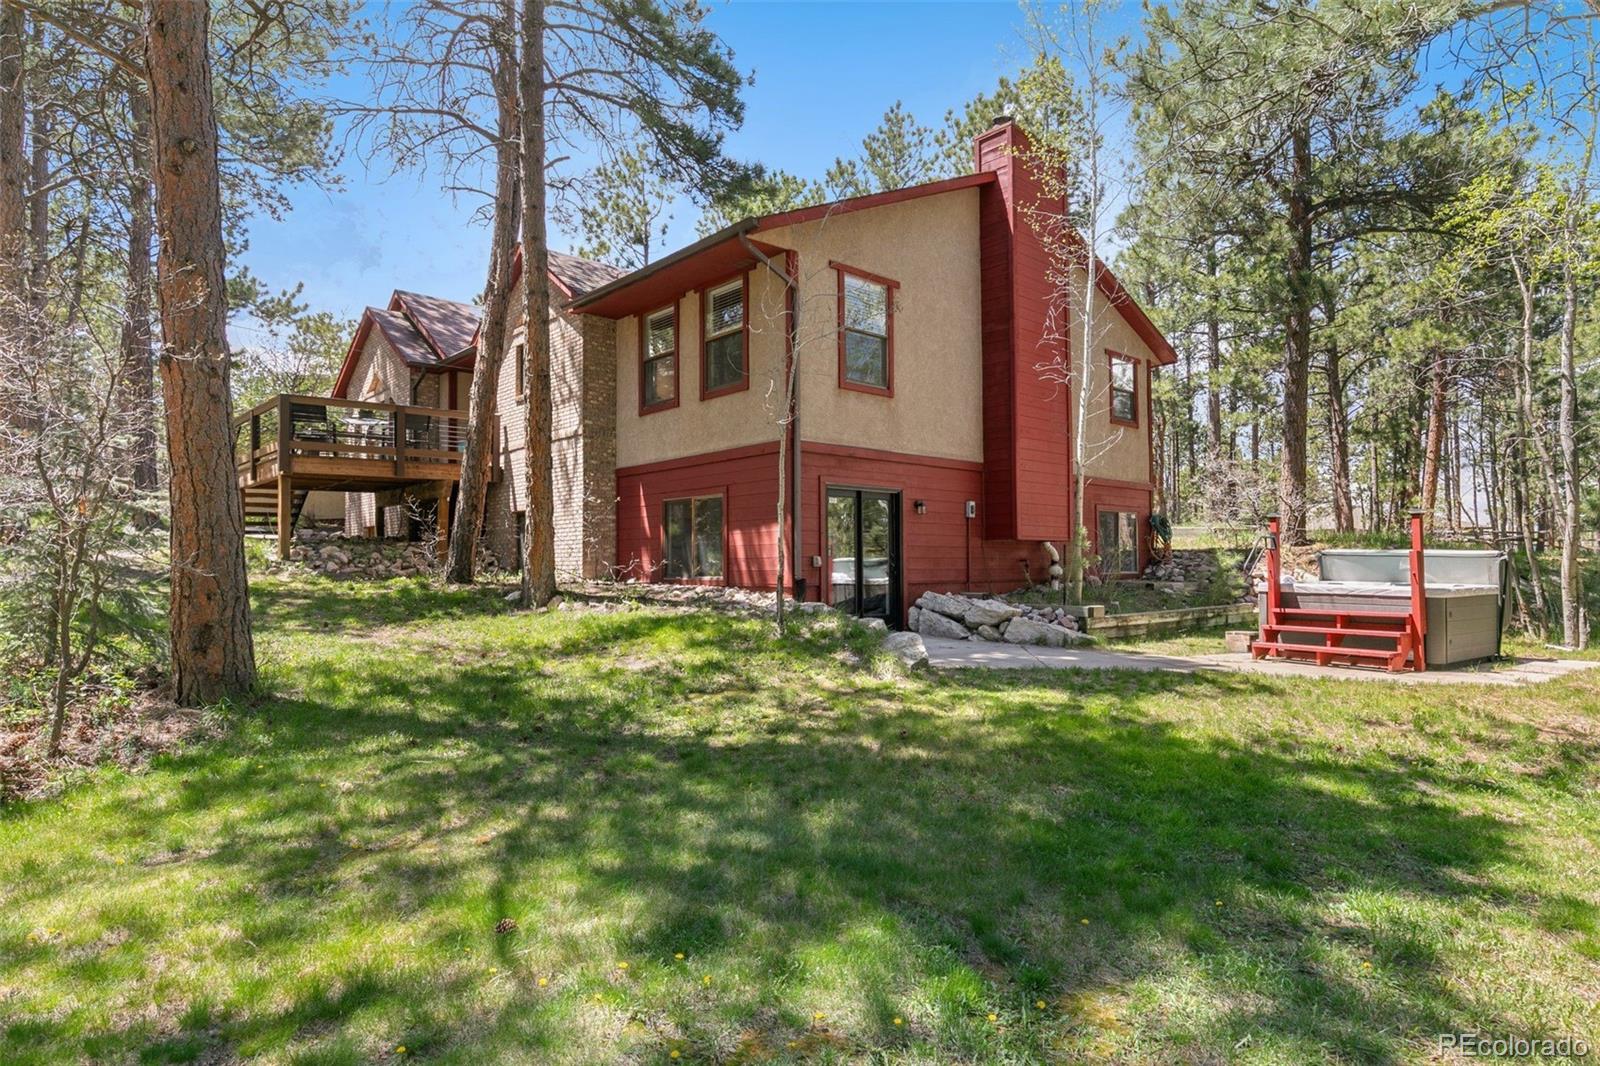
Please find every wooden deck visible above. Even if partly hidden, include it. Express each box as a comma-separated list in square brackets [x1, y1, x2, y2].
[235, 394, 494, 559]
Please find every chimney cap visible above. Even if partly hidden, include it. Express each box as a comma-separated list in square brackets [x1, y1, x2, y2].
[991, 114, 1014, 127]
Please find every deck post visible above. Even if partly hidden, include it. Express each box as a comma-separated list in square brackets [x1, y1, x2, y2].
[277, 475, 293, 561]
[1408, 510, 1427, 671]
[276, 395, 292, 476]
[392, 409, 406, 479]
[1264, 514, 1282, 621]
[436, 487, 450, 562]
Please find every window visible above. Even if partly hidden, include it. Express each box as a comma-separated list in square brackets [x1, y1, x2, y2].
[640, 306, 678, 412]
[662, 495, 724, 580]
[513, 342, 526, 402]
[835, 264, 895, 394]
[1097, 510, 1140, 575]
[702, 277, 747, 397]
[1109, 352, 1138, 425]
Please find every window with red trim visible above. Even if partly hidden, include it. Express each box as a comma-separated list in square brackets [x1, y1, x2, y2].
[1109, 352, 1138, 425]
[640, 306, 678, 412]
[702, 277, 746, 396]
[662, 495, 724, 579]
[835, 265, 894, 394]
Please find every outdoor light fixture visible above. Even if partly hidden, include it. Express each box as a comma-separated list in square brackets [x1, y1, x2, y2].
[914, 499, 927, 515]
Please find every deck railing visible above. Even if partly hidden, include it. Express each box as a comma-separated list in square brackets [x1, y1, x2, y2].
[234, 394, 491, 484]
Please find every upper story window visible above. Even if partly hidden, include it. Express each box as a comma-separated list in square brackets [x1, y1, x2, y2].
[1109, 351, 1138, 426]
[834, 263, 896, 395]
[640, 305, 678, 413]
[702, 277, 747, 397]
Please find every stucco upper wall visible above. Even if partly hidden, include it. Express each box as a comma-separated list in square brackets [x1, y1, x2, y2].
[1078, 272, 1155, 486]
[763, 187, 984, 463]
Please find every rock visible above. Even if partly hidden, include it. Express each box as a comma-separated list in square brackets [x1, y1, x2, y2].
[917, 608, 971, 641]
[796, 601, 831, 614]
[884, 631, 928, 668]
[976, 624, 1002, 642]
[963, 599, 1022, 627]
[916, 591, 973, 620]
[858, 616, 888, 635]
[907, 606, 921, 631]
[1003, 616, 1068, 647]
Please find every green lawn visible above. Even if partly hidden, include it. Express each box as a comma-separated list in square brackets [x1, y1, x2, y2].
[3, 575, 1599, 1064]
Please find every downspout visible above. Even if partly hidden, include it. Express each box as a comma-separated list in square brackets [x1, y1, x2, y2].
[739, 235, 805, 600]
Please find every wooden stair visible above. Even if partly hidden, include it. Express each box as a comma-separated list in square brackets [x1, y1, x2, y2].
[1249, 513, 1428, 674]
[242, 485, 309, 538]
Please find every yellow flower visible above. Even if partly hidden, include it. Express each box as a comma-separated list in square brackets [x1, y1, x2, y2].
[488, 967, 498, 974]
[1362, 961, 1373, 969]
[813, 1011, 825, 1022]
[593, 993, 603, 1002]
[674, 952, 685, 960]
[617, 961, 629, 970]
[670, 1052, 681, 1060]
[395, 1047, 407, 1055]
[987, 1013, 998, 1023]
[702, 975, 712, 986]
[1214, 900, 1223, 907]
[1035, 1000, 1046, 1010]
[893, 1016, 903, 1026]
[1080, 918, 1089, 925]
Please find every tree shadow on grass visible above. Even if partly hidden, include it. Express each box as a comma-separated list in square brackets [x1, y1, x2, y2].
[2, 606, 1591, 1064]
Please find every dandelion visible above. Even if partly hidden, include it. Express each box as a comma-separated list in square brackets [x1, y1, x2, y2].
[1036, 1000, 1046, 1010]
[674, 952, 685, 960]
[1080, 918, 1089, 925]
[488, 967, 498, 974]
[702, 975, 712, 986]
[617, 961, 629, 971]
[670, 1052, 681, 1060]
[1362, 961, 1373, 970]
[537, 976, 549, 988]
[395, 1047, 407, 1055]
[893, 1016, 903, 1026]
[813, 1011, 825, 1022]
[987, 1013, 998, 1023]
[1214, 900, 1223, 907]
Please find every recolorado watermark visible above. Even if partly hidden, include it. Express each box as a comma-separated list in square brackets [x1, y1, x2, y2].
[1438, 1032, 1590, 1058]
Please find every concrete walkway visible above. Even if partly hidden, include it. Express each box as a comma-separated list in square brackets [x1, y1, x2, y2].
[921, 636, 1600, 686]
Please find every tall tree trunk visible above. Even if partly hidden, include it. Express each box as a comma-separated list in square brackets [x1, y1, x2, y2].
[446, 5, 519, 585]
[1556, 255, 1584, 647]
[0, 4, 25, 336]
[518, 0, 556, 606]
[1324, 341, 1354, 533]
[1278, 121, 1313, 544]
[121, 82, 157, 492]
[1420, 345, 1447, 530]
[26, 32, 46, 327]
[1205, 247, 1222, 454]
[145, 0, 256, 703]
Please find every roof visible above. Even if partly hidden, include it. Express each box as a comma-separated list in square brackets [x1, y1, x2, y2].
[393, 291, 481, 364]
[546, 250, 626, 298]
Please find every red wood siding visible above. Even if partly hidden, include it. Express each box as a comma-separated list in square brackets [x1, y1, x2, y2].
[615, 442, 781, 587]
[975, 121, 1072, 542]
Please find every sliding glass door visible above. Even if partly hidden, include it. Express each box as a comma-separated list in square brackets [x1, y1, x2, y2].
[827, 488, 901, 623]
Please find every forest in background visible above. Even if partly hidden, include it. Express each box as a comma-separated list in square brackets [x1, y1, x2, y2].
[1, 0, 1596, 736]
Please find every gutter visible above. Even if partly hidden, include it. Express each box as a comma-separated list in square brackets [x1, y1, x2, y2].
[568, 217, 761, 313]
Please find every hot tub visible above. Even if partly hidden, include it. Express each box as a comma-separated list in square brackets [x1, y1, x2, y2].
[1259, 550, 1508, 666]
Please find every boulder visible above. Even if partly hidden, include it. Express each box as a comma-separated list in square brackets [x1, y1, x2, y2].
[858, 616, 888, 635]
[1002, 616, 1068, 647]
[907, 606, 922, 631]
[916, 591, 972, 620]
[884, 631, 928, 668]
[917, 608, 971, 641]
[963, 599, 1021, 627]
[976, 624, 1002, 642]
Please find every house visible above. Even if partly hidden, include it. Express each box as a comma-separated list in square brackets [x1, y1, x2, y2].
[328, 118, 1175, 621]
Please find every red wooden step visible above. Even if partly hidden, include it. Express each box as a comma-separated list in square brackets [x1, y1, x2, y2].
[1250, 641, 1407, 660]
[1263, 623, 1408, 640]
[1274, 606, 1409, 621]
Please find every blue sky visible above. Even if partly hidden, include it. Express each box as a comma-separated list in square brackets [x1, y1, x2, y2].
[235, 1, 1079, 337]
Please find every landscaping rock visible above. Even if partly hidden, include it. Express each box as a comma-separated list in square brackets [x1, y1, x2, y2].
[917, 608, 971, 641]
[858, 617, 888, 635]
[907, 606, 922, 631]
[884, 631, 928, 668]
[976, 624, 1002, 642]
[962, 599, 1022, 627]
[1002, 616, 1069, 647]
[916, 591, 972, 620]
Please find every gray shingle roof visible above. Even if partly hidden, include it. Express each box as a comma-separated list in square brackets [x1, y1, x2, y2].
[548, 250, 625, 298]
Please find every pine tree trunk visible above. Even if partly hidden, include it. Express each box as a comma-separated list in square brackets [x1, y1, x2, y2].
[0, 4, 25, 335]
[1324, 341, 1354, 533]
[145, 0, 256, 703]
[518, 0, 556, 606]
[1556, 256, 1584, 647]
[1420, 346, 1446, 530]
[122, 82, 157, 492]
[1205, 247, 1222, 454]
[446, 9, 519, 585]
[1278, 122, 1313, 544]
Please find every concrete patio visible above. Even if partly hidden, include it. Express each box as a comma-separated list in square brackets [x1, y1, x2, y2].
[919, 636, 1600, 686]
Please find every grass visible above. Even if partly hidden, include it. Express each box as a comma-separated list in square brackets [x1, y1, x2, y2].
[3, 574, 1600, 1063]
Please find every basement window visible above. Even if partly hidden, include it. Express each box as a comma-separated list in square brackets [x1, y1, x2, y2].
[702, 277, 747, 396]
[1109, 352, 1138, 425]
[662, 495, 724, 580]
[641, 306, 678, 412]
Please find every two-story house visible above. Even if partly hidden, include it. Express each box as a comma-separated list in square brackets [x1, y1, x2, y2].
[328, 118, 1174, 622]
